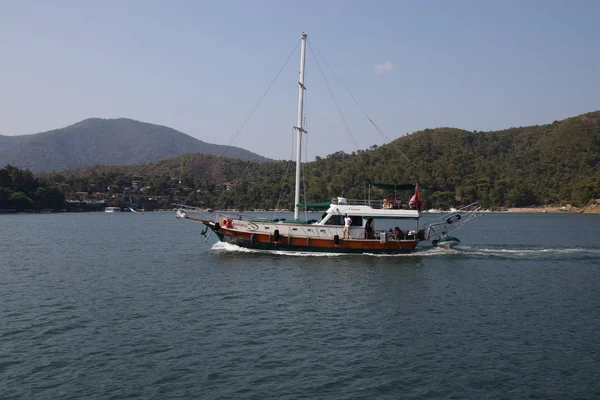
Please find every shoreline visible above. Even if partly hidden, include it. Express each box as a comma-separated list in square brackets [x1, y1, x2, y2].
[3, 205, 600, 215]
[502, 206, 600, 214]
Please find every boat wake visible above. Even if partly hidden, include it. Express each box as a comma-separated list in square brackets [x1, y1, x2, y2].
[211, 242, 600, 260]
[212, 242, 446, 257]
[453, 245, 600, 260]
[211, 242, 344, 257]
[362, 247, 449, 257]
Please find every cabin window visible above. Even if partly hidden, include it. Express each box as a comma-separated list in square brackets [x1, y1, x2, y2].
[351, 216, 363, 226]
[324, 215, 343, 225]
[324, 215, 363, 226]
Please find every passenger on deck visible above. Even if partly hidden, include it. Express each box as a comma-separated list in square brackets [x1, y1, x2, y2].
[386, 229, 394, 240]
[394, 226, 403, 240]
[365, 218, 375, 239]
[343, 214, 352, 239]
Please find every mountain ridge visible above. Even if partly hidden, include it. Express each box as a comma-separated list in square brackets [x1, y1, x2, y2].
[41, 110, 600, 209]
[0, 117, 270, 172]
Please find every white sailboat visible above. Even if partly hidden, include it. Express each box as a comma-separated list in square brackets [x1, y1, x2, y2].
[178, 33, 480, 253]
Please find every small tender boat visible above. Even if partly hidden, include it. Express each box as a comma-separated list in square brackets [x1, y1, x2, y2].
[425, 205, 482, 249]
[432, 236, 460, 249]
[104, 207, 121, 213]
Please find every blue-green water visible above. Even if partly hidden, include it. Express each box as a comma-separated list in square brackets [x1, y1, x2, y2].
[1, 212, 599, 399]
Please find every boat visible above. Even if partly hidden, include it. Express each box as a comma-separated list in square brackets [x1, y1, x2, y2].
[177, 33, 480, 254]
[185, 197, 423, 254]
[425, 204, 482, 249]
[432, 236, 460, 249]
[105, 207, 121, 213]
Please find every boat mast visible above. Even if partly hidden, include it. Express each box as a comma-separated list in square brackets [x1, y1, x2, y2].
[294, 32, 307, 220]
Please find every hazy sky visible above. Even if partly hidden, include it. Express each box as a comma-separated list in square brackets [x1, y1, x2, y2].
[2, 0, 599, 160]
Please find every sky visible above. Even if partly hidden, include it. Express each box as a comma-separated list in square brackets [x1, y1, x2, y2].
[1, 0, 599, 160]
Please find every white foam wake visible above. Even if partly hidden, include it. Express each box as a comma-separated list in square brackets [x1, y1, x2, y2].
[212, 242, 600, 259]
[211, 242, 343, 257]
[457, 246, 600, 259]
[362, 247, 451, 257]
[211, 242, 451, 257]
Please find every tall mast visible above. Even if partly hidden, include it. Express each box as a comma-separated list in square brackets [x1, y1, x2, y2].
[294, 32, 307, 220]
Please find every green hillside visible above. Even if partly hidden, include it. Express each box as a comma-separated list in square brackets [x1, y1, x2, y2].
[0, 118, 270, 172]
[300, 110, 600, 209]
[30, 110, 598, 211]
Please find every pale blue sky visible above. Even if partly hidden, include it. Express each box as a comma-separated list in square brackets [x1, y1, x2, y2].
[1, 0, 599, 160]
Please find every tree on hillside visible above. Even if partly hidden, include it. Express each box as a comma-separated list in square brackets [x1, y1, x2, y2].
[0, 165, 65, 210]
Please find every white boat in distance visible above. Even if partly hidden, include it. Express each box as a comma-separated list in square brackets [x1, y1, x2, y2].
[104, 207, 121, 213]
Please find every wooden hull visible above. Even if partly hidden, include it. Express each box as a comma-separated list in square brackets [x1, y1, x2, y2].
[201, 220, 419, 254]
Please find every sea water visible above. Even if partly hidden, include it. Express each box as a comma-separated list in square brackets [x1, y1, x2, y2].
[1, 212, 599, 399]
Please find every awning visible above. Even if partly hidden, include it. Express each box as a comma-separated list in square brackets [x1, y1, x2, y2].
[296, 201, 331, 209]
[371, 183, 416, 191]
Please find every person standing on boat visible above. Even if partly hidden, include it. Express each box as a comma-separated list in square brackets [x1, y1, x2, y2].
[365, 217, 375, 239]
[343, 214, 352, 239]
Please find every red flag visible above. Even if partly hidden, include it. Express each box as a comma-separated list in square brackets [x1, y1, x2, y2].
[409, 185, 423, 210]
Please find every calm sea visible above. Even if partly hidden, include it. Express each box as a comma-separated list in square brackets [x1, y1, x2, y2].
[1, 212, 599, 399]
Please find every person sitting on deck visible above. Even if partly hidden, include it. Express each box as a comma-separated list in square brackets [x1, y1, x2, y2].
[364, 218, 375, 239]
[394, 226, 403, 240]
[383, 198, 393, 209]
[386, 228, 394, 240]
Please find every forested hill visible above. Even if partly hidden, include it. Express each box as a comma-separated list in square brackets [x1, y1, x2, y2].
[41, 110, 600, 210]
[296, 110, 600, 208]
[0, 118, 270, 172]
[0, 135, 25, 151]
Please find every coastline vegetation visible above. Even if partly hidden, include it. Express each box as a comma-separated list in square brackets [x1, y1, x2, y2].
[2, 111, 599, 212]
[0, 165, 65, 211]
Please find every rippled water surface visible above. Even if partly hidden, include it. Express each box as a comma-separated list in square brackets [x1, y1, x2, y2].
[1, 212, 599, 399]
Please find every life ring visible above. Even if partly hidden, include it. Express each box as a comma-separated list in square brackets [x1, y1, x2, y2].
[222, 218, 232, 228]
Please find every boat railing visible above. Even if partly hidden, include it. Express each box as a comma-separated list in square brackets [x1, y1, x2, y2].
[423, 202, 483, 241]
[331, 198, 410, 210]
[356, 231, 417, 241]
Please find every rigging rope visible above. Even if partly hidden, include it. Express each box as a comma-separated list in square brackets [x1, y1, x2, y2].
[216, 155, 259, 211]
[181, 39, 301, 206]
[307, 41, 383, 194]
[307, 43, 360, 152]
[302, 87, 309, 220]
[302, 128, 309, 221]
[308, 38, 419, 181]
[271, 128, 295, 220]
